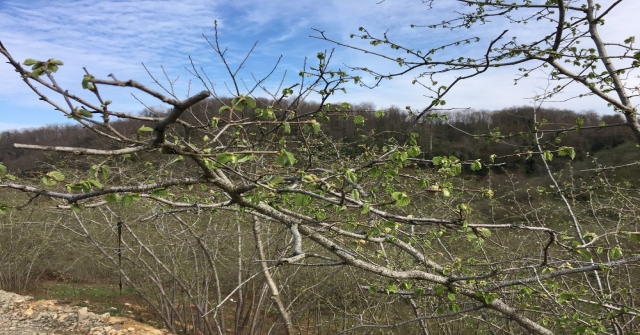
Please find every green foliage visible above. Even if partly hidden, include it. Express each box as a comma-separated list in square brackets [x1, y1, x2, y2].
[23, 58, 63, 78]
[276, 150, 296, 167]
[89, 165, 110, 180]
[104, 193, 118, 203]
[81, 74, 95, 90]
[294, 194, 313, 206]
[42, 171, 65, 186]
[470, 160, 482, 171]
[391, 191, 410, 207]
[137, 125, 154, 134]
[303, 120, 321, 134]
[66, 179, 103, 193]
[120, 193, 140, 207]
[558, 147, 576, 160]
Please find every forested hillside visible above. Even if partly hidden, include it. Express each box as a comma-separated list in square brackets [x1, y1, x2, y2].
[1, 102, 635, 176]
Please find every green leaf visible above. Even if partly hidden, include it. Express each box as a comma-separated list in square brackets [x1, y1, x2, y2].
[88, 179, 103, 188]
[138, 125, 154, 134]
[78, 180, 93, 193]
[0, 163, 6, 176]
[104, 193, 118, 203]
[310, 120, 321, 133]
[557, 292, 577, 303]
[151, 188, 168, 198]
[81, 74, 95, 90]
[482, 293, 497, 305]
[345, 169, 357, 183]
[351, 189, 360, 201]
[267, 177, 285, 188]
[76, 108, 93, 118]
[48, 58, 64, 66]
[558, 146, 576, 160]
[99, 165, 110, 180]
[407, 146, 421, 158]
[353, 115, 365, 125]
[361, 203, 370, 214]
[283, 122, 291, 134]
[216, 152, 236, 164]
[23, 58, 39, 66]
[244, 96, 256, 108]
[609, 246, 622, 259]
[236, 154, 254, 163]
[390, 151, 408, 163]
[121, 194, 135, 207]
[543, 151, 553, 161]
[391, 192, 410, 207]
[457, 203, 471, 215]
[219, 106, 231, 113]
[31, 68, 44, 79]
[577, 249, 592, 261]
[282, 88, 294, 96]
[470, 160, 482, 171]
[66, 185, 83, 192]
[47, 171, 65, 182]
[276, 150, 296, 167]
[203, 158, 216, 170]
[42, 176, 57, 186]
[385, 284, 398, 294]
[46, 63, 59, 73]
[294, 194, 313, 206]
[399, 282, 412, 290]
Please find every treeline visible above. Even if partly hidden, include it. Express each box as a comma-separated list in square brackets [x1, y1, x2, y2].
[0, 98, 635, 176]
[322, 104, 634, 174]
[0, 120, 145, 174]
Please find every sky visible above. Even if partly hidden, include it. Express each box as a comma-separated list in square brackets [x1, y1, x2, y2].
[0, 0, 639, 131]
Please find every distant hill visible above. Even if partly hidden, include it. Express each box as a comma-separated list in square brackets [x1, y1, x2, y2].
[1, 100, 636, 177]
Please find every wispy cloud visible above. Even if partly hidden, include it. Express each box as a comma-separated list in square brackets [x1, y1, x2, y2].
[1, 0, 638, 131]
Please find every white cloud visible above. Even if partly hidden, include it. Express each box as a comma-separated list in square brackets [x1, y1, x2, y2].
[0, 0, 638, 129]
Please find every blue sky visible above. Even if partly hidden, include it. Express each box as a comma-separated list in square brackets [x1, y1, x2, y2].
[0, 0, 638, 131]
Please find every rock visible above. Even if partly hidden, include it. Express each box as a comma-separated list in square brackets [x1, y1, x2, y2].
[99, 312, 111, 322]
[78, 307, 89, 322]
[0, 289, 174, 334]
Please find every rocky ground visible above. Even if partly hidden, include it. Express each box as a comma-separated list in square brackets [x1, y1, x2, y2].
[0, 290, 172, 335]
